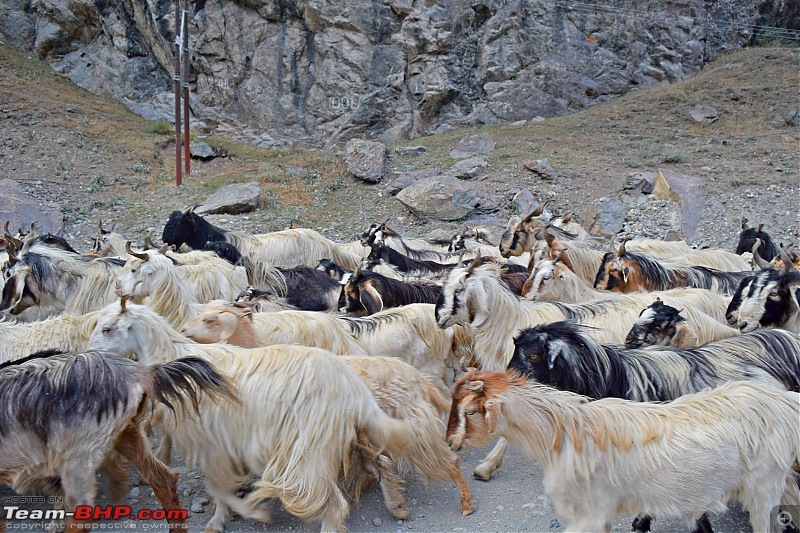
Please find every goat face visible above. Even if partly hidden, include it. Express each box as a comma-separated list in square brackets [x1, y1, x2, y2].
[360, 223, 381, 247]
[521, 260, 562, 300]
[315, 259, 345, 281]
[624, 300, 683, 349]
[593, 253, 633, 292]
[116, 257, 158, 300]
[339, 272, 384, 315]
[446, 373, 504, 452]
[89, 306, 147, 361]
[182, 307, 241, 343]
[508, 327, 567, 382]
[435, 267, 489, 329]
[0, 265, 40, 314]
[736, 269, 800, 332]
[498, 216, 521, 258]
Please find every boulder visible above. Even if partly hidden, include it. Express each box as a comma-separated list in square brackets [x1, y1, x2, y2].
[523, 159, 557, 180]
[396, 176, 498, 221]
[345, 139, 387, 184]
[589, 196, 627, 238]
[190, 142, 217, 160]
[450, 134, 495, 159]
[395, 145, 427, 156]
[689, 104, 719, 125]
[511, 189, 535, 215]
[623, 172, 656, 194]
[448, 157, 488, 180]
[0, 179, 63, 235]
[386, 170, 437, 196]
[650, 170, 705, 240]
[196, 182, 261, 215]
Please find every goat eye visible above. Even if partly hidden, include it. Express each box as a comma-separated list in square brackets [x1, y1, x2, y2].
[102, 326, 111, 333]
[465, 410, 475, 416]
[768, 292, 780, 300]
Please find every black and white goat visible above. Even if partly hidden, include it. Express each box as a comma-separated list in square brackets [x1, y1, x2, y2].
[736, 218, 780, 262]
[339, 269, 441, 315]
[732, 253, 800, 333]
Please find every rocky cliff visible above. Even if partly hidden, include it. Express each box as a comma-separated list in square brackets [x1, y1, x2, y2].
[1, 0, 794, 146]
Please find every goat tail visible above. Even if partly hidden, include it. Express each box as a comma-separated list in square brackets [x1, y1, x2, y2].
[147, 356, 238, 414]
[360, 396, 414, 457]
[423, 378, 451, 415]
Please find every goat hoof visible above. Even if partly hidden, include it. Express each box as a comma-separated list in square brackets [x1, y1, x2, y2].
[472, 469, 493, 481]
[461, 505, 475, 516]
[389, 505, 409, 521]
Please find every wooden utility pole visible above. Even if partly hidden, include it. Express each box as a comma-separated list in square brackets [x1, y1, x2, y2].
[173, 0, 182, 186]
[182, 0, 191, 179]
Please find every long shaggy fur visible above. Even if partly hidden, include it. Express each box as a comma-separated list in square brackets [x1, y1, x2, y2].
[509, 321, 800, 401]
[734, 266, 800, 333]
[341, 269, 442, 315]
[447, 371, 800, 533]
[0, 311, 100, 363]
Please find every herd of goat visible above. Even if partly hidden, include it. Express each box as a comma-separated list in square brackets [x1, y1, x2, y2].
[0, 202, 798, 533]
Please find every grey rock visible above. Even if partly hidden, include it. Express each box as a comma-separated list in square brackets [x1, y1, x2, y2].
[511, 189, 535, 215]
[386, 170, 438, 196]
[785, 108, 800, 127]
[346, 139, 387, 184]
[624, 172, 656, 194]
[0, 179, 63, 235]
[589, 197, 627, 238]
[196, 182, 261, 215]
[192, 497, 210, 507]
[190, 142, 217, 160]
[689, 104, 719, 125]
[396, 176, 498, 221]
[651, 170, 706, 240]
[449, 157, 488, 180]
[190, 502, 205, 514]
[523, 159, 557, 180]
[450, 133, 496, 159]
[129, 487, 140, 499]
[372, 517, 383, 527]
[396, 145, 427, 156]
[176, 482, 192, 493]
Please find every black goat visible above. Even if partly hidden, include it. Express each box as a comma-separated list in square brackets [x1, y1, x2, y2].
[315, 258, 350, 281]
[339, 269, 441, 315]
[736, 218, 780, 261]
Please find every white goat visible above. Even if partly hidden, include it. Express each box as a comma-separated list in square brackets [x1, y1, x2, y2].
[448, 371, 800, 533]
[88, 301, 413, 533]
[0, 311, 100, 363]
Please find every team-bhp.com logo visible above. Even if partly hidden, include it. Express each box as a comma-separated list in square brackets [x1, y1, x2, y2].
[4, 504, 187, 523]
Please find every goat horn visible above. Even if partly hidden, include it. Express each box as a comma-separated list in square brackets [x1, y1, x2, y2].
[542, 225, 555, 247]
[3, 222, 22, 249]
[99, 220, 110, 235]
[741, 217, 749, 230]
[465, 255, 483, 274]
[531, 199, 550, 217]
[779, 244, 795, 272]
[19, 225, 38, 255]
[456, 251, 466, 268]
[125, 241, 150, 262]
[144, 232, 158, 250]
[553, 249, 563, 264]
[751, 239, 771, 269]
[467, 380, 485, 393]
[618, 236, 633, 257]
[157, 244, 170, 254]
[757, 223, 764, 233]
[120, 294, 132, 313]
[233, 300, 259, 309]
[561, 212, 573, 224]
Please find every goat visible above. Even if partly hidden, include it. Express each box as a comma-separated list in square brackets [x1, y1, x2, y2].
[316, 258, 349, 281]
[499, 203, 589, 258]
[0, 349, 234, 530]
[734, 250, 800, 333]
[162, 206, 363, 270]
[234, 286, 298, 312]
[360, 222, 453, 257]
[522, 258, 736, 344]
[90, 220, 129, 257]
[0, 311, 100, 363]
[1, 235, 125, 317]
[593, 238, 751, 295]
[736, 217, 780, 261]
[624, 299, 705, 348]
[447, 370, 800, 533]
[183, 300, 460, 396]
[88, 300, 414, 533]
[271, 265, 342, 311]
[339, 268, 441, 315]
[510, 321, 800, 399]
[364, 240, 455, 278]
[115, 247, 249, 329]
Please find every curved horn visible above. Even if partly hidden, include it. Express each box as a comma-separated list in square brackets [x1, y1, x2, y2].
[779, 244, 795, 272]
[542, 225, 555, 247]
[561, 212, 573, 224]
[157, 244, 170, 254]
[751, 239, 771, 269]
[3, 222, 22, 249]
[531, 199, 550, 217]
[741, 217, 749, 230]
[465, 255, 484, 274]
[456, 251, 466, 268]
[120, 294, 132, 314]
[617, 236, 633, 257]
[19, 225, 38, 255]
[144, 232, 158, 250]
[467, 380, 484, 393]
[553, 249, 564, 264]
[125, 241, 150, 261]
[757, 223, 764, 233]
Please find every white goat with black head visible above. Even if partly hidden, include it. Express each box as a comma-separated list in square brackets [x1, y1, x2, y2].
[447, 370, 800, 533]
[732, 247, 800, 333]
[88, 300, 415, 533]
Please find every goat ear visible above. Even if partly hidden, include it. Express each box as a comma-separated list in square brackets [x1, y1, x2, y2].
[485, 400, 502, 434]
[217, 312, 240, 341]
[465, 288, 489, 328]
[360, 281, 384, 314]
[621, 266, 630, 283]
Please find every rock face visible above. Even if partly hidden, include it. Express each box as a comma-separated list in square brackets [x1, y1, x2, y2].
[650, 170, 706, 240]
[396, 176, 497, 221]
[0, 179, 63, 235]
[196, 182, 261, 215]
[3, 1, 793, 145]
[345, 139, 387, 184]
